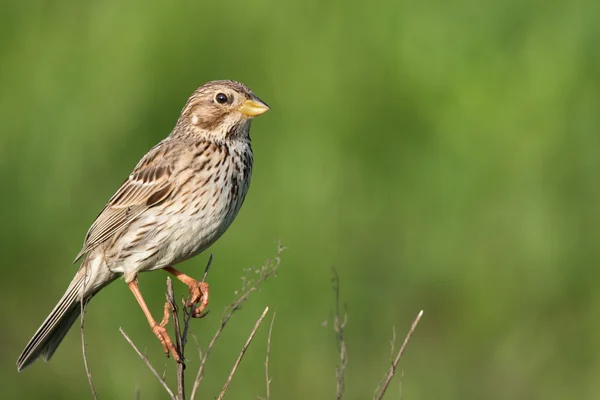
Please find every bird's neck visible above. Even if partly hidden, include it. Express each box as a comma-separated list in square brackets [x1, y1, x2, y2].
[171, 119, 251, 144]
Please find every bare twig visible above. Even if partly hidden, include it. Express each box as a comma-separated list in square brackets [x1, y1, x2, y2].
[373, 310, 424, 400]
[191, 334, 203, 363]
[80, 265, 98, 400]
[120, 327, 176, 400]
[166, 277, 186, 399]
[202, 253, 213, 282]
[332, 269, 348, 400]
[190, 245, 283, 400]
[161, 363, 168, 381]
[217, 306, 270, 400]
[265, 311, 276, 400]
[80, 311, 97, 400]
[180, 303, 195, 349]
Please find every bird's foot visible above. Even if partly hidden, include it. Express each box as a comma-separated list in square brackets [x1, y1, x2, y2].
[162, 266, 210, 318]
[185, 280, 209, 318]
[151, 324, 180, 362]
[151, 302, 181, 362]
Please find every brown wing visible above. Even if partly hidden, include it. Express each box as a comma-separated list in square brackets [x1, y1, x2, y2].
[73, 141, 176, 262]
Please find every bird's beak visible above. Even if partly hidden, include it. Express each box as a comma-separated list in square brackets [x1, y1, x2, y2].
[238, 98, 270, 117]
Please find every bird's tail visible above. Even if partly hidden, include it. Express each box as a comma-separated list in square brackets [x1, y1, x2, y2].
[17, 257, 115, 371]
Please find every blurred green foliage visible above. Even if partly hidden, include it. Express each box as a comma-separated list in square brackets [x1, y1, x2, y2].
[2, 0, 600, 399]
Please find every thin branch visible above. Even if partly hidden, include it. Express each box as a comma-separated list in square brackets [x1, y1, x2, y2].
[161, 362, 168, 381]
[166, 277, 186, 400]
[217, 306, 270, 400]
[80, 264, 98, 400]
[120, 327, 176, 400]
[191, 334, 204, 366]
[373, 310, 424, 400]
[190, 245, 283, 400]
[265, 311, 276, 400]
[202, 253, 213, 282]
[332, 269, 348, 400]
[80, 311, 97, 400]
[180, 303, 195, 350]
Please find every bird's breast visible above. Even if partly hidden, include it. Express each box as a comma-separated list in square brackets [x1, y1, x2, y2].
[161, 144, 253, 263]
[108, 142, 253, 274]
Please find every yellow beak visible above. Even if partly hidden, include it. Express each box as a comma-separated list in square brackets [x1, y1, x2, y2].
[238, 98, 270, 117]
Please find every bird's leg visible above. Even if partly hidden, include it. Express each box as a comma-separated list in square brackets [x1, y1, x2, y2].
[127, 278, 181, 362]
[163, 266, 209, 318]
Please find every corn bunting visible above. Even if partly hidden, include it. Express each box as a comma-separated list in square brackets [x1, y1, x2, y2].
[17, 80, 270, 371]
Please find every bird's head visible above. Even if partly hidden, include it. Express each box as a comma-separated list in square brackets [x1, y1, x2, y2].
[175, 80, 269, 141]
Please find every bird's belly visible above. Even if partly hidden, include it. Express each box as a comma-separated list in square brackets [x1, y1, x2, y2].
[141, 209, 233, 272]
[108, 184, 244, 277]
[164, 210, 232, 263]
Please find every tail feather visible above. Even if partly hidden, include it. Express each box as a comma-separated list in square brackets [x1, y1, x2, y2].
[17, 275, 85, 371]
[16, 265, 106, 371]
[18, 253, 117, 371]
[41, 296, 86, 362]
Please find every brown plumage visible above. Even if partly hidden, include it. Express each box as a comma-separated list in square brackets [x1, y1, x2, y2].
[17, 80, 269, 371]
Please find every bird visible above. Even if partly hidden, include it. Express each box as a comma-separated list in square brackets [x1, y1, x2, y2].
[16, 80, 270, 371]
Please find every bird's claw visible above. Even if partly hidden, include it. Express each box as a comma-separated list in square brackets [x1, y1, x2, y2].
[185, 281, 209, 318]
[151, 324, 180, 362]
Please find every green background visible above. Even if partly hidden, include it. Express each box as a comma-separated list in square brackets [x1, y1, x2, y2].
[2, 0, 600, 399]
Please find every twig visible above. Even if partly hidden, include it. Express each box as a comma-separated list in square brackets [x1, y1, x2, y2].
[332, 269, 348, 400]
[161, 363, 168, 381]
[373, 310, 424, 400]
[80, 264, 98, 400]
[180, 303, 195, 350]
[202, 253, 213, 282]
[217, 306, 270, 400]
[265, 311, 276, 400]
[191, 334, 203, 365]
[80, 311, 97, 400]
[120, 327, 176, 400]
[166, 277, 186, 400]
[190, 245, 283, 400]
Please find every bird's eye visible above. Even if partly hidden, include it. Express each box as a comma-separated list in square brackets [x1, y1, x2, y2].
[215, 93, 228, 104]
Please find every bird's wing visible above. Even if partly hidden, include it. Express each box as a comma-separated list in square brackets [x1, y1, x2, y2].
[73, 141, 177, 262]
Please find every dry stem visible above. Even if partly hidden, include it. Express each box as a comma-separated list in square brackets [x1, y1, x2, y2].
[80, 265, 98, 400]
[373, 310, 424, 400]
[120, 327, 176, 400]
[265, 311, 276, 400]
[332, 269, 348, 400]
[217, 306, 270, 400]
[190, 244, 283, 399]
[165, 277, 186, 399]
